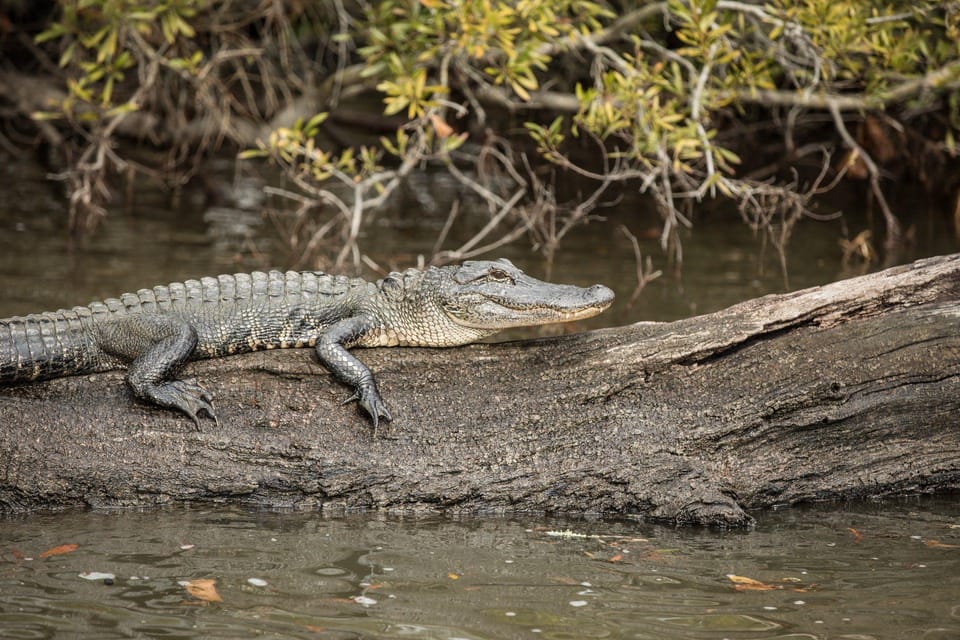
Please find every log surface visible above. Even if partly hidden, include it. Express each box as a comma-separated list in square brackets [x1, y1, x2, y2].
[2, 255, 958, 526]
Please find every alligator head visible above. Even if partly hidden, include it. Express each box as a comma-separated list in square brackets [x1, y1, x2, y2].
[441, 259, 615, 329]
[366, 259, 615, 347]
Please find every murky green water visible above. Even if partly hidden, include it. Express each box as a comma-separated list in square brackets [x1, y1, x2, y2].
[2, 499, 959, 639]
[1, 153, 959, 638]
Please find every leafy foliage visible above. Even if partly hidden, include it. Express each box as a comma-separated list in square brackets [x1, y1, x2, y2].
[360, 0, 610, 109]
[12, 0, 960, 266]
[35, 0, 200, 115]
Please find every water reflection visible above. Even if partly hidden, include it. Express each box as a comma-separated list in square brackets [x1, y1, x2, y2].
[1, 499, 959, 639]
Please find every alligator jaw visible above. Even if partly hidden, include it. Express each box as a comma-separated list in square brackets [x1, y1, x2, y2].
[441, 259, 615, 330]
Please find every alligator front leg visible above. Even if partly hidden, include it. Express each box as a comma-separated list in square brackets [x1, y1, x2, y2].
[97, 316, 216, 429]
[316, 316, 392, 431]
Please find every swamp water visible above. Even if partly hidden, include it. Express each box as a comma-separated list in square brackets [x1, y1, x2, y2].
[1, 156, 959, 638]
[1, 500, 959, 639]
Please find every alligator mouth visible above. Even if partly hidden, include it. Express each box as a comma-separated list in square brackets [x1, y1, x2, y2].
[505, 298, 613, 321]
[552, 303, 612, 321]
[450, 284, 615, 329]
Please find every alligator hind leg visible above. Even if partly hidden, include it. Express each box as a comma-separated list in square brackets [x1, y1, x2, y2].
[98, 316, 216, 429]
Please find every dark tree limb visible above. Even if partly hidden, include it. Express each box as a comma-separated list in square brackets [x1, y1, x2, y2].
[2, 255, 958, 526]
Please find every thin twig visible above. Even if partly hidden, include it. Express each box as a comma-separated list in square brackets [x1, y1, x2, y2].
[619, 225, 662, 307]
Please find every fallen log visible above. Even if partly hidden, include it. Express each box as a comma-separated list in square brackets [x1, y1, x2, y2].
[1, 254, 958, 526]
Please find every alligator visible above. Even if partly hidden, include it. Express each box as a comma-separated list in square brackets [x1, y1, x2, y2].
[0, 259, 614, 430]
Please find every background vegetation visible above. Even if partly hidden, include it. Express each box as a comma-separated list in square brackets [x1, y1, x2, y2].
[1, 0, 958, 273]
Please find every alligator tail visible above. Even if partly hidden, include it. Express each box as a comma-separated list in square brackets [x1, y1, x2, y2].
[0, 309, 104, 383]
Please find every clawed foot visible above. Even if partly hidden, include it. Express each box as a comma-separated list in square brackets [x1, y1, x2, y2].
[343, 383, 393, 434]
[140, 378, 218, 430]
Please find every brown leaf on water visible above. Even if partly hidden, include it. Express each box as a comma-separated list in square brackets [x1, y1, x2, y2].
[185, 578, 223, 602]
[39, 543, 78, 558]
[727, 574, 779, 591]
[848, 527, 864, 543]
[924, 539, 958, 549]
[607, 553, 624, 563]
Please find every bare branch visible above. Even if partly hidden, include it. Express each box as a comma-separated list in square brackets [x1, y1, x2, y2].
[435, 188, 527, 263]
[619, 224, 663, 307]
[827, 102, 902, 250]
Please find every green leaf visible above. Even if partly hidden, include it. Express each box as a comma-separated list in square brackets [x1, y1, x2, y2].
[105, 101, 140, 117]
[442, 132, 469, 152]
[35, 23, 66, 44]
[304, 112, 329, 135]
[30, 110, 64, 121]
[238, 149, 270, 160]
[59, 41, 78, 67]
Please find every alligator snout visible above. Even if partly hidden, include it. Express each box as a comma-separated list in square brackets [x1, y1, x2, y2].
[585, 284, 615, 306]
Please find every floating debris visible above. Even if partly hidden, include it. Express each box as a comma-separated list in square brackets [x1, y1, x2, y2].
[79, 572, 115, 581]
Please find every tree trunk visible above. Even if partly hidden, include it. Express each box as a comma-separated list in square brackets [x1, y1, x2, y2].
[2, 255, 958, 526]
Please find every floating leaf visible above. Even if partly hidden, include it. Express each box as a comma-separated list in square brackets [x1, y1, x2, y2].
[39, 543, 78, 558]
[727, 574, 778, 591]
[924, 540, 958, 549]
[184, 578, 223, 602]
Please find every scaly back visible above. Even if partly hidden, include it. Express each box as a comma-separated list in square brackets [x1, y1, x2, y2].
[0, 271, 371, 382]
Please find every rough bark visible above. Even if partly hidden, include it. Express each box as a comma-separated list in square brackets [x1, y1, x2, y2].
[1, 255, 958, 526]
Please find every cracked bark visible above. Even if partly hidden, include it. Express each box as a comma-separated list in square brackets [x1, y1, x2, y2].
[1, 255, 958, 526]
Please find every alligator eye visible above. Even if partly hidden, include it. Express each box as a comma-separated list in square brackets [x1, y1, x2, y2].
[486, 268, 515, 284]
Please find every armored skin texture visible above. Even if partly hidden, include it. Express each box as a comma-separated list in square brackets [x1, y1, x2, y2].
[0, 259, 615, 430]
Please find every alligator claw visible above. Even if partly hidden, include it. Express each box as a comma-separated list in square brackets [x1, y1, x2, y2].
[141, 379, 218, 430]
[342, 385, 392, 433]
